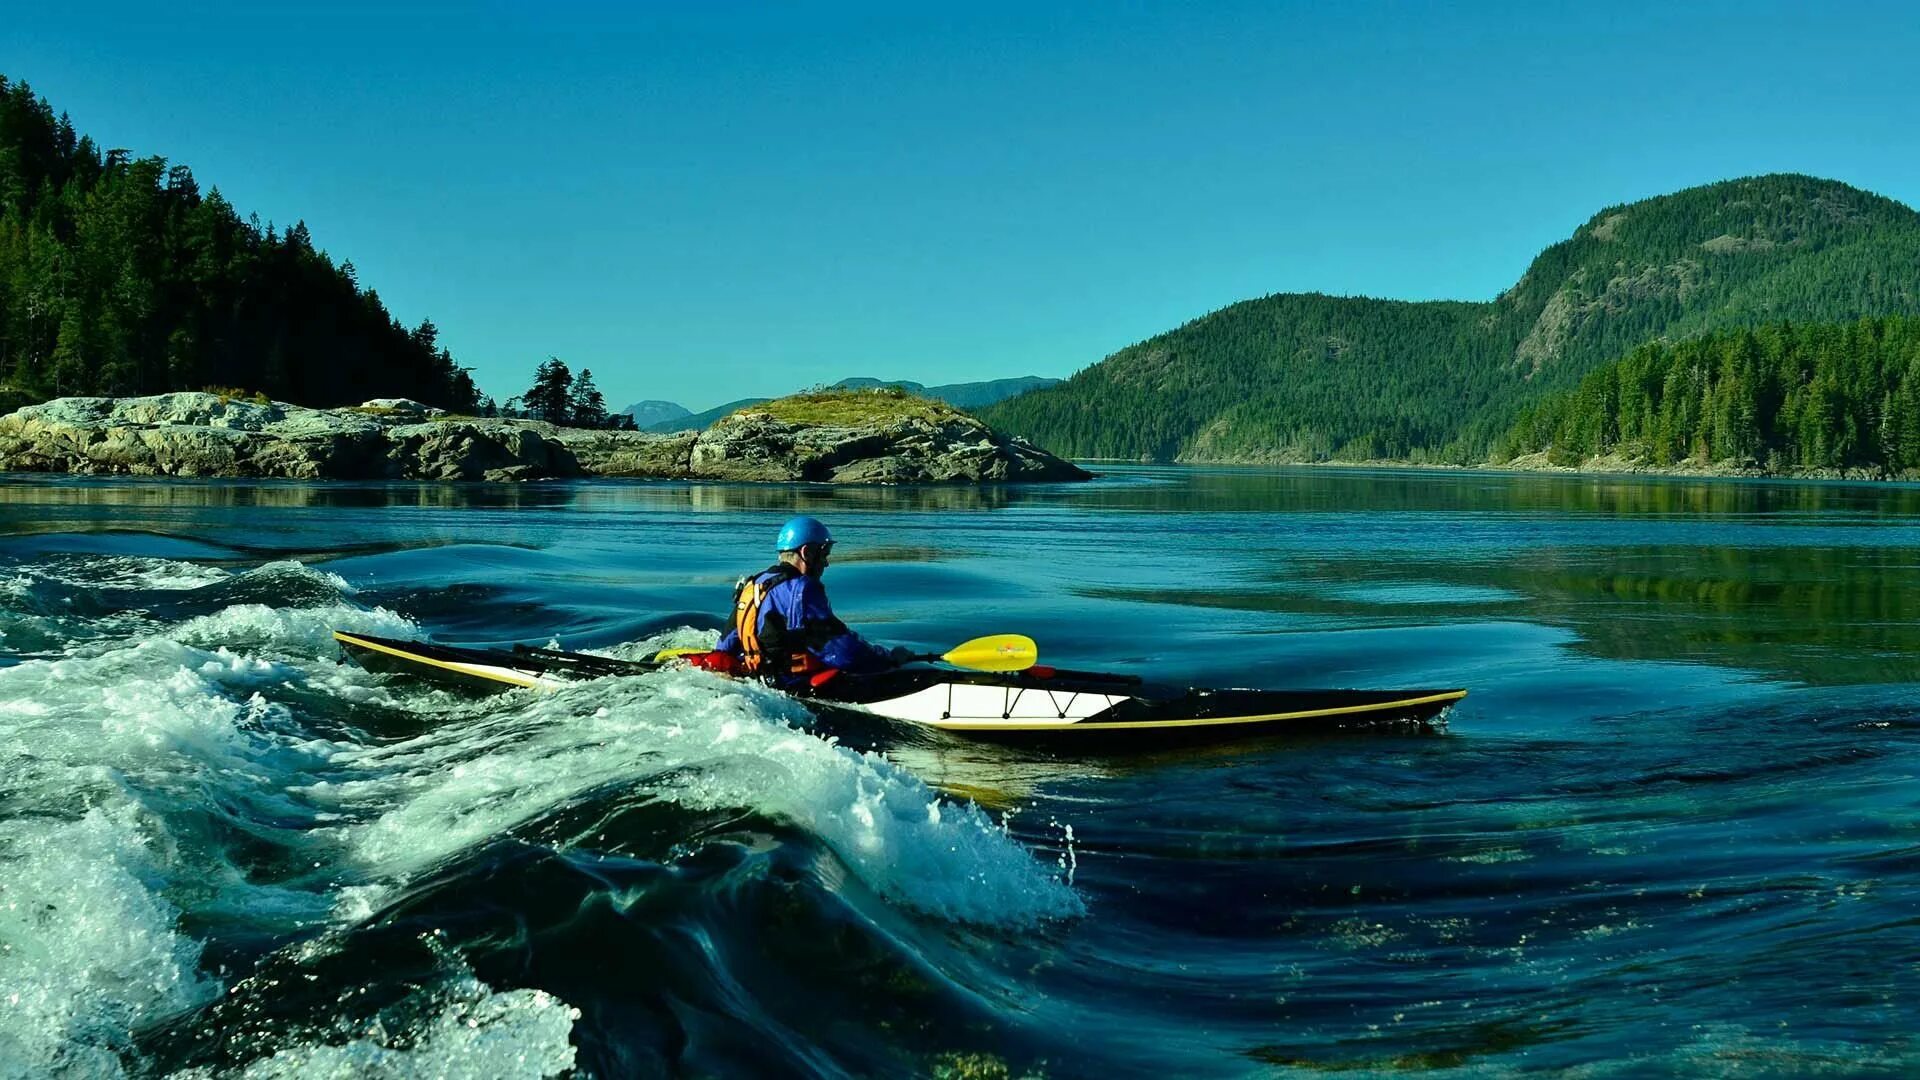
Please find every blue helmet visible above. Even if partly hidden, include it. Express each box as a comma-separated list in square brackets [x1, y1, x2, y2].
[776, 515, 833, 553]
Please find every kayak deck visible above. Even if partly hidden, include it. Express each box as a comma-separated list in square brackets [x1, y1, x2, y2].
[332, 630, 1466, 743]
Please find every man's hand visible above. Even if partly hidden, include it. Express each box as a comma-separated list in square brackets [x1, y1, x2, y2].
[888, 645, 919, 666]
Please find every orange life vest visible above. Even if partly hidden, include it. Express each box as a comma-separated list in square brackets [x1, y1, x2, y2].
[730, 565, 827, 679]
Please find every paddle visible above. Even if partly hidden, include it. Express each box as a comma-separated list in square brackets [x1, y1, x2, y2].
[651, 647, 711, 662]
[653, 634, 1040, 672]
[914, 633, 1038, 672]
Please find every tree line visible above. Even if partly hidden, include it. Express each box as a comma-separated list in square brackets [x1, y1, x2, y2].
[1496, 316, 1920, 472]
[0, 75, 480, 412]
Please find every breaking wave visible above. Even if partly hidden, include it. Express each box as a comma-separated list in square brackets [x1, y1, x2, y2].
[0, 551, 1079, 1077]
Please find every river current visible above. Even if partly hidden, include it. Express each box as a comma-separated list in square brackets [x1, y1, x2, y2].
[2, 466, 1918, 1077]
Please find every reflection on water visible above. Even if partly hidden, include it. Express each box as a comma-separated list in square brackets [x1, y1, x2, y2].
[13, 464, 1920, 517]
[1089, 542, 1920, 685]
[886, 722, 1454, 807]
[11, 467, 1920, 688]
[0, 473, 1044, 517]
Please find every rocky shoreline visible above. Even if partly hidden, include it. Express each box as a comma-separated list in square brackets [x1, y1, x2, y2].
[1288, 451, 1910, 483]
[1488, 450, 1908, 482]
[0, 393, 1090, 484]
[1086, 449, 1911, 482]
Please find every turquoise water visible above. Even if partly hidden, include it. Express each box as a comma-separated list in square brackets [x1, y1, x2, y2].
[3, 466, 1919, 1077]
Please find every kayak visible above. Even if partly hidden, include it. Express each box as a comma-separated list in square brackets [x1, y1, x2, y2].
[333, 630, 1466, 746]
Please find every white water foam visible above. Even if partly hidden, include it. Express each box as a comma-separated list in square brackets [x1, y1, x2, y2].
[32, 555, 234, 592]
[0, 586, 419, 1078]
[317, 666, 1083, 927]
[0, 805, 214, 1079]
[170, 601, 413, 656]
[0, 567, 156, 654]
[0, 570, 1074, 1075]
[595, 626, 719, 660]
[22, 556, 353, 598]
[1, 558, 372, 660]
[166, 979, 580, 1080]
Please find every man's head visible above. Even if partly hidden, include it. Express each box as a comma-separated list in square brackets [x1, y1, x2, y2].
[775, 515, 834, 578]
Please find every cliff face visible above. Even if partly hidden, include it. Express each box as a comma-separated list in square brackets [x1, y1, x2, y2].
[0, 393, 1090, 484]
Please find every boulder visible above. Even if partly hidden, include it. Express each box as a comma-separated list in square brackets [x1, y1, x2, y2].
[357, 397, 442, 418]
[686, 409, 1088, 483]
[556, 428, 697, 477]
[387, 421, 583, 482]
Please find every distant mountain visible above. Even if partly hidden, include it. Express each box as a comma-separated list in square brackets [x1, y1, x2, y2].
[646, 397, 770, 432]
[646, 375, 1061, 432]
[981, 174, 1920, 462]
[620, 400, 690, 429]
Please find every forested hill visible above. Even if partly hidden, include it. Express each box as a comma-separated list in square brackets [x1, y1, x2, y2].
[0, 76, 478, 411]
[1496, 316, 1920, 474]
[981, 175, 1920, 463]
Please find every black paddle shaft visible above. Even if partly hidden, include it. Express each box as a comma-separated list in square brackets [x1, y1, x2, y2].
[511, 645, 657, 676]
[904, 653, 1143, 686]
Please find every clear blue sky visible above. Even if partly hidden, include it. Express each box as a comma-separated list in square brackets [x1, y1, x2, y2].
[6, 1, 1919, 411]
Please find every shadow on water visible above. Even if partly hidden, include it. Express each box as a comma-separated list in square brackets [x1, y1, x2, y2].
[885, 721, 1454, 808]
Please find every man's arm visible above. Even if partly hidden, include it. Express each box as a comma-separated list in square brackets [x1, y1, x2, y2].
[795, 578, 895, 671]
[715, 578, 746, 653]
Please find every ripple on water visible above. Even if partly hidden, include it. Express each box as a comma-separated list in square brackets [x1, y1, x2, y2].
[6, 473, 1920, 1076]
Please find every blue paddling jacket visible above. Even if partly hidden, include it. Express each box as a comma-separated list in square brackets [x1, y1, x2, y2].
[716, 564, 893, 686]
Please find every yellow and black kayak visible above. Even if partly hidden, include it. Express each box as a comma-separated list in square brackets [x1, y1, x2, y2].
[333, 630, 1466, 746]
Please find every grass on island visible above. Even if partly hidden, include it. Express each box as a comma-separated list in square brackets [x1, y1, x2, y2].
[730, 386, 971, 427]
[200, 386, 273, 406]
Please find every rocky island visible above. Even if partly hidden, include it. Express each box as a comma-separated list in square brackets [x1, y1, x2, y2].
[0, 388, 1090, 484]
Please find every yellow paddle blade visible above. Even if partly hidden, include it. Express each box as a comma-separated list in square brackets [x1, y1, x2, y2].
[939, 634, 1038, 672]
[652, 647, 710, 662]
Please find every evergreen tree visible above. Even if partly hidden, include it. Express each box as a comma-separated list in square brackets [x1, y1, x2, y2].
[0, 75, 481, 410]
[1496, 315, 1920, 473]
[569, 367, 608, 428]
[521, 357, 573, 423]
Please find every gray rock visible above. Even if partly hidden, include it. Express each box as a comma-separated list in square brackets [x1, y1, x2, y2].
[0, 391, 1090, 484]
[684, 408, 1088, 483]
[558, 428, 698, 478]
[358, 397, 442, 417]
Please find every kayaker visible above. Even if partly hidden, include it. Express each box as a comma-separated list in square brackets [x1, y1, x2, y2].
[715, 515, 907, 688]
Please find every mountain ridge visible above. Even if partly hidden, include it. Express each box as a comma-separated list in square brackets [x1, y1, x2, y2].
[982, 174, 1920, 463]
[619, 400, 691, 429]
